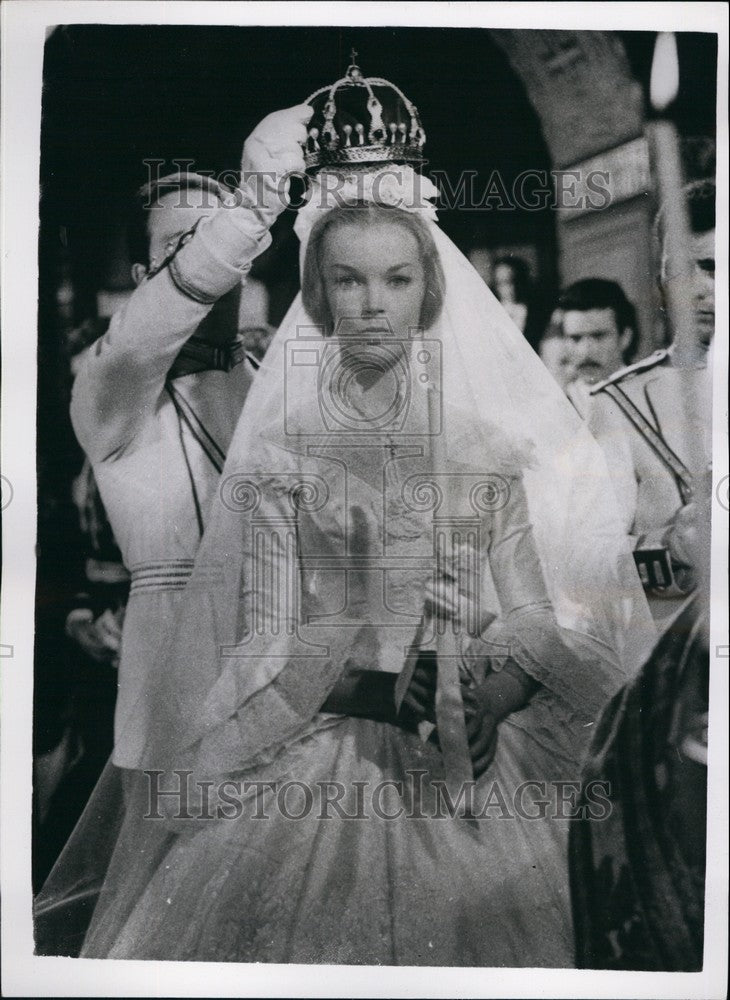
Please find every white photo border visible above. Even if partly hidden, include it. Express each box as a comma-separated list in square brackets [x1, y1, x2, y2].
[1, 3, 727, 997]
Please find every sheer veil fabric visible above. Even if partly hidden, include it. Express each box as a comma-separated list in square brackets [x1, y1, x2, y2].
[35, 166, 656, 965]
[134, 168, 655, 776]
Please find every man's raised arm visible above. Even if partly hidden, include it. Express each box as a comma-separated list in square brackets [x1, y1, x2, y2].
[71, 105, 311, 463]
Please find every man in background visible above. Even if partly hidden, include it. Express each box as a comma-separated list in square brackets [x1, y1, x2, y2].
[557, 278, 640, 417]
[570, 180, 715, 970]
[585, 179, 715, 625]
[237, 273, 276, 364]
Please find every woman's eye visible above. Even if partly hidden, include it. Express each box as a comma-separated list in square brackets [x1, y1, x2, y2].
[388, 275, 412, 287]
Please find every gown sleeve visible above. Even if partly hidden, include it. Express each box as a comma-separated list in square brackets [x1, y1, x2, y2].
[586, 390, 640, 546]
[470, 473, 631, 725]
[139, 437, 349, 781]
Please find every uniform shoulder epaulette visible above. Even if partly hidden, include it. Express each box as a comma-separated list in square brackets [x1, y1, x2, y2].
[589, 348, 671, 395]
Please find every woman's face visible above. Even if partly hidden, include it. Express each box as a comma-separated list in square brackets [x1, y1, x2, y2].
[321, 219, 426, 385]
[493, 263, 516, 304]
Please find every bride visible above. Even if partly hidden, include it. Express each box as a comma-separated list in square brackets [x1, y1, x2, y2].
[38, 65, 655, 967]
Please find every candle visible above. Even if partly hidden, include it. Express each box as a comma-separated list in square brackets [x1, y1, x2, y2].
[646, 33, 695, 367]
[650, 32, 679, 113]
[645, 31, 707, 492]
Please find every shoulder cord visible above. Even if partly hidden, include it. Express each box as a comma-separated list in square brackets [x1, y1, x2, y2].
[166, 383, 226, 471]
[602, 383, 693, 505]
[145, 219, 203, 283]
[165, 383, 226, 539]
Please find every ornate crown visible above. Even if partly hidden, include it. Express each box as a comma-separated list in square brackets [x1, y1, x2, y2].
[303, 52, 426, 174]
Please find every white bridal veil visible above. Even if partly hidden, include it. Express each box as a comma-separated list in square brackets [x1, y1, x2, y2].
[35, 164, 656, 955]
[127, 165, 656, 779]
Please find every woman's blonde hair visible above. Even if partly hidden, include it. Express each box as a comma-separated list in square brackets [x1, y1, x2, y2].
[301, 201, 445, 333]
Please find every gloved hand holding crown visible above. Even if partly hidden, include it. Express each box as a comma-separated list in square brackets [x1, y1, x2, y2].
[241, 104, 312, 224]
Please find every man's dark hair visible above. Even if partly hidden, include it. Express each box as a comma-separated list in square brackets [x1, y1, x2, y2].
[127, 172, 229, 268]
[655, 177, 716, 240]
[557, 278, 639, 364]
[686, 178, 716, 235]
[653, 177, 716, 260]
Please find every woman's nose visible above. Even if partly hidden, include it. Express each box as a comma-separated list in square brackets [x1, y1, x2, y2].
[362, 284, 385, 315]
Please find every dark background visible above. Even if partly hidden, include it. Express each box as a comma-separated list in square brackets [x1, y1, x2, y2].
[40, 24, 553, 302]
[36, 23, 719, 553]
[39, 26, 717, 307]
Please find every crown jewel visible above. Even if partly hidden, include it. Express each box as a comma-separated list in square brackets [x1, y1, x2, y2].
[304, 53, 426, 174]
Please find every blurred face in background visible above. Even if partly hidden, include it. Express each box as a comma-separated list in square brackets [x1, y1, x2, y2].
[493, 263, 517, 305]
[689, 228, 715, 356]
[562, 307, 631, 385]
[661, 227, 715, 361]
[240, 325, 275, 362]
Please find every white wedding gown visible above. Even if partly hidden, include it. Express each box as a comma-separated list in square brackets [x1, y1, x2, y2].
[39, 172, 654, 966]
[83, 396, 633, 966]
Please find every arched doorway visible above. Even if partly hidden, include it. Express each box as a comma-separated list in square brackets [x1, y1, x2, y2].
[492, 29, 656, 355]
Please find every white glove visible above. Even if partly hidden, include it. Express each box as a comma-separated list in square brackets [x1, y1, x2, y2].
[241, 104, 312, 223]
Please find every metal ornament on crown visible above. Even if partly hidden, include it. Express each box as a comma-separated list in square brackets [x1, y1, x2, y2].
[303, 51, 427, 173]
[296, 54, 438, 246]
